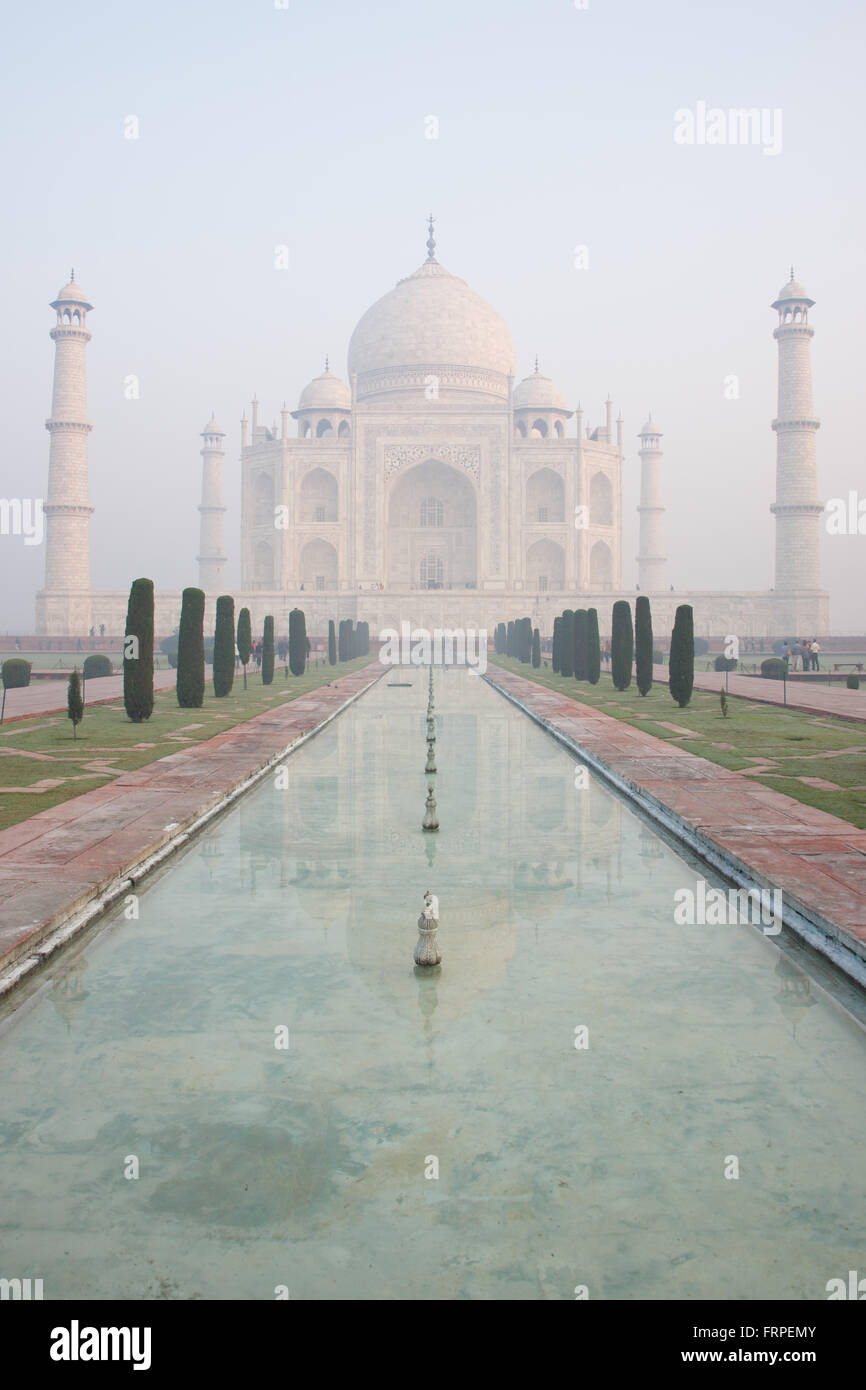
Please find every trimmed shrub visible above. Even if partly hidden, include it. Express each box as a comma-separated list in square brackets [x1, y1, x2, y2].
[611, 600, 634, 691]
[574, 609, 588, 680]
[67, 667, 84, 739]
[212, 594, 235, 696]
[506, 620, 515, 657]
[494, 622, 506, 655]
[2, 658, 31, 688]
[669, 604, 695, 707]
[714, 654, 737, 672]
[338, 618, 352, 662]
[635, 595, 653, 696]
[847, 674, 860, 690]
[262, 615, 275, 685]
[357, 621, 370, 656]
[237, 607, 252, 688]
[289, 608, 306, 676]
[123, 577, 155, 722]
[694, 637, 709, 656]
[518, 616, 533, 663]
[83, 654, 112, 679]
[587, 608, 601, 685]
[177, 587, 205, 708]
[552, 617, 562, 674]
[531, 627, 541, 668]
[761, 657, 788, 680]
[328, 619, 337, 665]
[559, 610, 575, 678]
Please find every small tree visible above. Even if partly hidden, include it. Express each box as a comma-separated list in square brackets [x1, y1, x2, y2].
[635, 595, 653, 697]
[289, 608, 306, 676]
[531, 627, 541, 668]
[177, 586, 205, 709]
[328, 619, 337, 665]
[720, 688, 729, 718]
[262, 615, 275, 685]
[587, 608, 601, 685]
[1, 658, 31, 689]
[669, 604, 695, 708]
[212, 594, 235, 697]
[611, 600, 634, 692]
[560, 610, 575, 678]
[123, 577, 155, 722]
[574, 609, 588, 680]
[237, 606, 252, 690]
[67, 667, 84, 740]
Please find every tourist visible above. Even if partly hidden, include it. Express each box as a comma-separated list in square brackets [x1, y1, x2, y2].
[781, 641, 791, 666]
[811, 638, 821, 671]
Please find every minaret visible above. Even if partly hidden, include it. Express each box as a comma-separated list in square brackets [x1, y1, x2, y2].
[636, 416, 666, 591]
[770, 272, 822, 593]
[197, 416, 227, 592]
[38, 273, 94, 632]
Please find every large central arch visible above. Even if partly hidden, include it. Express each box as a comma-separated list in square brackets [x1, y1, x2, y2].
[387, 459, 477, 589]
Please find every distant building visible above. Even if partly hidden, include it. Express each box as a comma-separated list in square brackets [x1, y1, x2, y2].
[36, 237, 829, 638]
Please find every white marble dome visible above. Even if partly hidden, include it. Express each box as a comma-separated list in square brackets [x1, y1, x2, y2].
[51, 279, 92, 310]
[347, 258, 516, 395]
[513, 370, 568, 412]
[298, 369, 351, 411]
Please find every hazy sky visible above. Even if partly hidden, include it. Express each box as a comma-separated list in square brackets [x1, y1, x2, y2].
[1, 0, 864, 631]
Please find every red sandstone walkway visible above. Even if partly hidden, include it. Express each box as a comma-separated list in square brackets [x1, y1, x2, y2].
[0, 663, 383, 987]
[0, 667, 180, 721]
[488, 666, 866, 973]
[653, 663, 866, 723]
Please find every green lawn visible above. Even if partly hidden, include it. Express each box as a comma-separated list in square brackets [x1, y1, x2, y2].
[1, 649, 175, 671]
[490, 656, 866, 828]
[0, 656, 374, 833]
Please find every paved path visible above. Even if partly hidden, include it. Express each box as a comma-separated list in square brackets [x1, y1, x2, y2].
[0, 663, 383, 987]
[488, 665, 866, 975]
[1, 667, 180, 721]
[654, 663, 866, 723]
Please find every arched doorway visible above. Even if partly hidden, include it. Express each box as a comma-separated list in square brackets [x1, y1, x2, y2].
[526, 538, 564, 592]
[300, 538, 338, 591]
[299, 467, 338, 522]
[387, 459, 477, 590]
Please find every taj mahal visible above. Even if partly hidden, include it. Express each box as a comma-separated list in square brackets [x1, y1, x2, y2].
[36, 221, 829, 639]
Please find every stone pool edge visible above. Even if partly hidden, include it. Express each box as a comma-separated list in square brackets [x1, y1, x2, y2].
[0, 665, 386, 1002]
[483, 669, 866, 992]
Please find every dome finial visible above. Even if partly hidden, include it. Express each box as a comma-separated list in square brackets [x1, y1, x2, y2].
[324, 353, 329, 373]
[534, 355, 539, 374]
[70, 267, 74, 282]
[426, 213, 437, 262]
[790, 265, 795, 281]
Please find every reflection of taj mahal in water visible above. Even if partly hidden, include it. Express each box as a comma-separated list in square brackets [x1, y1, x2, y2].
[37, 224, 828, 637]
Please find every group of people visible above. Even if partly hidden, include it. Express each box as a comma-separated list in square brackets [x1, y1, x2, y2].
[781, 638, 821, 671]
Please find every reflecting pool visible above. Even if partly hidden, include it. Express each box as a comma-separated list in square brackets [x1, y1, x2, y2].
[0, 668, 864, 1300]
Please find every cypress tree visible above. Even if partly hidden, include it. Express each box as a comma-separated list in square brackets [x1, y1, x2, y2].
[289, 608, 306, 676]
[574, 609, 588, 680]
[262, 615, 275, 685]
[516, 616, 529, 663]
[237, 606, 252, 690]
[357, 620, 369, 656]
[669, 604, 695, 708]
[494, 622, 506, 654]
[587, 608, 601, 685]
[611, 600, 634, 691]
[531, 627, 541, 668]
[212, 594, 235, 696]
[560, 610, 575, 678]
[338, 618, 348, 661]
[506, 620, 515, 657]
[328, 619, 337, 665]
[635, 595, 653, 697]
[177, 586, 205, 708]
[67, 667, 83, 739]
[552, 616, 562, 673]
[123, 577, 155, 722]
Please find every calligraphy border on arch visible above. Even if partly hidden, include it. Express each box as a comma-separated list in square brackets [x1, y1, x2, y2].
[383, 444, 481, 482]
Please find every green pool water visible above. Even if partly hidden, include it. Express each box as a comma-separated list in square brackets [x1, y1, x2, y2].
[0, 667, 863, 1300]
